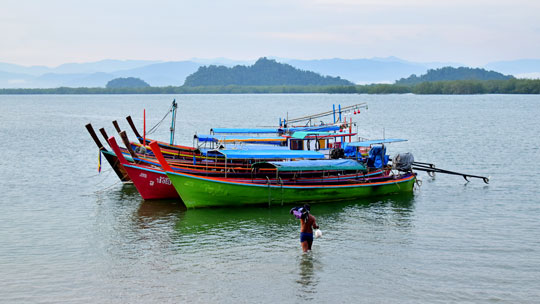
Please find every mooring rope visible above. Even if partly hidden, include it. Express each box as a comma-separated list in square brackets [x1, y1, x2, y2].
[147, 103, 174, 135]
[92, 168, 114, 186]
[84, 168, 112, 178]
[94, 180, 123, 194]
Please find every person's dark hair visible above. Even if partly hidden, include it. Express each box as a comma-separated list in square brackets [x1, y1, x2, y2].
[303, 204, 311, 212]
[300, 204, 310, 221]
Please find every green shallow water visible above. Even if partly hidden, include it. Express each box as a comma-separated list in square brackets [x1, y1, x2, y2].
[0, 94, 539, 303]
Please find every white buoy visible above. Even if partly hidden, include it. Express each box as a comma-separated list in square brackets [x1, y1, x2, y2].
[315, 229, 322, 238]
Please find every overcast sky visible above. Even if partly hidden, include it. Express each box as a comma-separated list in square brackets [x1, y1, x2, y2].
[1, 0, 539, 67]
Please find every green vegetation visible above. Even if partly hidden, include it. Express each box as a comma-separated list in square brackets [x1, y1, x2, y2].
[1, 80, 539, 95]
[183, 57, 354, 86]
[106, 77, 150, 88]
[411, 79, 540, 94]
[396, 66, 513, 85]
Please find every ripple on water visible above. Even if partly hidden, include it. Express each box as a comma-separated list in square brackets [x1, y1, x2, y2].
[1, 94, 540, 303]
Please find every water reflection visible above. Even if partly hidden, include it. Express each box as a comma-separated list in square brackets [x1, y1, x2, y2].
[296, 252, 319, 300]
[118, 183, 142, 200]
[163, 193, 417, 235]
[137, 199, 185, 219]
[98, 187, 417, 257]
[102, 187, 417, 236]
[305, 193, 416, 229]
[136, 199, 186, 229]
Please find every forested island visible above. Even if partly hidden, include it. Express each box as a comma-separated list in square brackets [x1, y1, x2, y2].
[184, 57, 354, 86]
[1, 65, 539, 94]
[396, 66, 513, 85]
[106, 77, 150, 88]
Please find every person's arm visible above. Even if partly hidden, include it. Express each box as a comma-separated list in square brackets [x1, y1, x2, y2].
[312, 216, 319, 229]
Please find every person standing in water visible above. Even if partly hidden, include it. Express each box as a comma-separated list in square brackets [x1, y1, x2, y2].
[291, 204, 319, 252]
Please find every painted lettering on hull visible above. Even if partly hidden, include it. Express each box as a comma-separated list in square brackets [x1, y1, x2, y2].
[157, 176, 172, 185]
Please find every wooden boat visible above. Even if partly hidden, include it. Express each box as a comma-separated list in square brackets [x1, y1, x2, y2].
[108, 136, 388, 200]
[89, 101, 368, 184]
[107, 136, 180, 200]
[149, 141, 417, 208]
[85, 123, 130, 182]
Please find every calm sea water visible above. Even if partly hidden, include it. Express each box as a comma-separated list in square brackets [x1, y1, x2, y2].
[0, 94, 539, 303]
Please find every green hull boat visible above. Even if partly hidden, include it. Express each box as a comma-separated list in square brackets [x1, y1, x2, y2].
[166, 170, 416, 208]
[149, 141, 417, 208]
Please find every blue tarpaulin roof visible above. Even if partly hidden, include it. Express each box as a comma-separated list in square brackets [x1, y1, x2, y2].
[195, 134, 286, 143]
[210, 126, 341, 134]
[253, 159, 367, 172]
[211, 128, 279, 134]
[347, 138, 407, 147]
[203, 149, 325, 159]
[291, 131, 333, 139]
[291, 131, 355, 139]
[285, 126, 341, 132]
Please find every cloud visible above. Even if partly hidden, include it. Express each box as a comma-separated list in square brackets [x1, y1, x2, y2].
[1, 0, 539, 65]
[516, 72, 540, 79]
[8, 79, 27, 84]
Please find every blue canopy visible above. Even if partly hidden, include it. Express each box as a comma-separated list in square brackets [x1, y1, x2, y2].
[253, 159, 367, 172]
[347, 138, 407, 147]
[291, 131, 333, 139]
[195, 134, 286, 144]
[211, 128, 279, 134]
[209, 126, 340, 134]
[203, 149, 325, 159]
[291, 131, 354, 139]
[284, 126, 341, 132]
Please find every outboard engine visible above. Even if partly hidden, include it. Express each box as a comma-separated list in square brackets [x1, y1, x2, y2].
[393, 153, 414, 171]
[135, 145, 147, 154]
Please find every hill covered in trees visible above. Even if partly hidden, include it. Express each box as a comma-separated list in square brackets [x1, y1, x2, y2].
[183, 57, 354, 86]
[106, 77, 150, 88]
[396, 67, 514, 85]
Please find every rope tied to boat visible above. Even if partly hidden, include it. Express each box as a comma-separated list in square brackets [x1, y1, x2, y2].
[94, 180, 123, 194]
[146, 102, 175, 135]
[414, 176, 423, 190]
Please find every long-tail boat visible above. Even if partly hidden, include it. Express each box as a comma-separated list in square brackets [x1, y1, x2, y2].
[85, 123, 130, 182]
[88, 101, 369, 185]
[107, 136, 180, 200]
[108, 135, 388, 200]
[149, 141, 417, 208]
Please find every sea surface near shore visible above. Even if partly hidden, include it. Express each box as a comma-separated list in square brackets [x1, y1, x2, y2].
[0, 94, 538, 303]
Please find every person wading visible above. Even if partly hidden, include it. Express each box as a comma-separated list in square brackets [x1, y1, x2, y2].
[291, 204, 319, 252]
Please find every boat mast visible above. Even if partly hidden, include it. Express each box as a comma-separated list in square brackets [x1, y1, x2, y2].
[170, 99, 177, 145]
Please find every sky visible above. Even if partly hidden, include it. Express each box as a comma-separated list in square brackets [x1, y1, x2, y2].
[1, 0, 539, 67]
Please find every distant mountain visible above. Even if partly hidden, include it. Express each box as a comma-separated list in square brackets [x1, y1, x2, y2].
[189, 57, 253, 66]
[0, 60, 160, 88]
[0, 63, 52, 76]
[52, 59, 162, 74]
[113, 61, 201, 86]
[35, 72, 116, 88]
[395, 67, 514, 85]
[1, 57, 539, 89]
[106, 77, 150, 88]
[183, 57, 354, 86]
[281, 57, 458, 84]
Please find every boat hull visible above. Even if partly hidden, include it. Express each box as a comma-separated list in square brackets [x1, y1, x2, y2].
[166, 171, 416, 208]
[123, 164, 180, 200]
